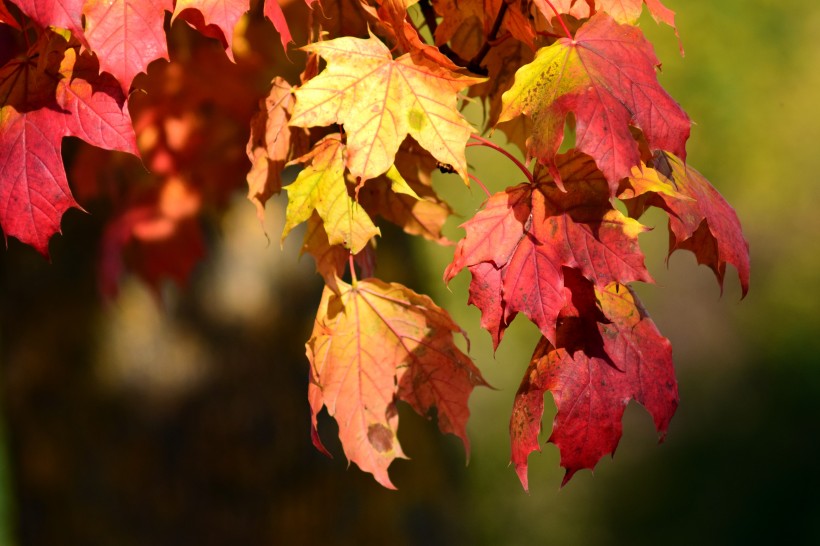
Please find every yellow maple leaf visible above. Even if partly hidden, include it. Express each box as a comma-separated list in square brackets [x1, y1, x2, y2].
[290, 33, 483, 183]
[282, 135, 379, 254]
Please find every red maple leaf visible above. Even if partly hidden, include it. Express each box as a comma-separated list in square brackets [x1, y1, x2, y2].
[0, 28, 137, 255]
[499, 13, 690, 191]
[510, 282, 678, 489]
[83, 0, 173, 94]
[446, 151, 651, 348]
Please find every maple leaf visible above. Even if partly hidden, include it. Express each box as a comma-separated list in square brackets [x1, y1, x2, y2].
[0, 30, 137, 255]
[498, 13, 690, 191]
[290, 33, 483, 183]
[245, 76, 308, 225]
[307, 279, 486, 488]
[446, 150, 651, 347]
[510, 282, 678, 489]
[83, 0, 173, 94]
[535, 155, 652, 286]
[622, 153, 750, 296]
[282, 135, 380, 254]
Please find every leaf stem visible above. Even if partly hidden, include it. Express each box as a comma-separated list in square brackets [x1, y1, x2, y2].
[468, 135, 534, 185]
[349, 253, 358, 286]
[467, 2, 508, 75]
[542, 0, 573, 41]
[468, 173, 492, 198]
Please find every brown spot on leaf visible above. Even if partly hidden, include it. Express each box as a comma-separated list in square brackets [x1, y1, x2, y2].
[367, 424, 394, 453]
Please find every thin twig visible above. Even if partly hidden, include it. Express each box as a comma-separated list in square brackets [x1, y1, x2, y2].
[417, 0, 440, 37]
[466, 2, 509, 75]
[542, 0, 573, 40]
[417, 0, 469, 67]
[468, 173, 492, 198]
[468, 135, 534, 185]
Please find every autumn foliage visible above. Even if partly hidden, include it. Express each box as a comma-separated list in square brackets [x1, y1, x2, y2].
[0, 0, 749, 489]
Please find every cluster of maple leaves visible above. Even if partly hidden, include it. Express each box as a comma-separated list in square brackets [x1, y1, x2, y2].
[0, 0, 749, 489]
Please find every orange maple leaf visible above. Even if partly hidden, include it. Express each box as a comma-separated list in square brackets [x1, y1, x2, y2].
[307, 279, 486, 488]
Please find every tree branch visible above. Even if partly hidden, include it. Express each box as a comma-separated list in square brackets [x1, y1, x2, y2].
[466, 2, 508, 76]
[417, 0, 469, 67]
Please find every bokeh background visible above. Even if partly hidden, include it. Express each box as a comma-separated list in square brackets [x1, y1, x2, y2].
[1, 0, 819, 544]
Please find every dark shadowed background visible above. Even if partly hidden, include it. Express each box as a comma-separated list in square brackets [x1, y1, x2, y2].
[1, 1, 819, 544]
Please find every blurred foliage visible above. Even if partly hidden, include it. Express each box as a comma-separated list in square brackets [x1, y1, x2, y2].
[1, 0, 819, 544]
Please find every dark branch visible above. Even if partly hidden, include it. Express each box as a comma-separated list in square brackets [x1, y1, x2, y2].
[467, 2, 508, 75]
[417, 0, 469, 67]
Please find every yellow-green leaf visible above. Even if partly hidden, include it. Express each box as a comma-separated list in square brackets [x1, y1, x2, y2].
[283, 135, 379, 254]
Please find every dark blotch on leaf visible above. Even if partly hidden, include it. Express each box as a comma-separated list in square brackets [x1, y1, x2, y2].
[367, 424, 394, 453]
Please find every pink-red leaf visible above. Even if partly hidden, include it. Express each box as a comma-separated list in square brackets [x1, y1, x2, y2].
[57, 49, 139, 156]
[0, 108, 80, 254]
[263, 0, 292, 50]
[0, 32, 136, 255]
[83, 0, 173, 94]
[499, 13, 690, 191]
[446, 151, 651, 347]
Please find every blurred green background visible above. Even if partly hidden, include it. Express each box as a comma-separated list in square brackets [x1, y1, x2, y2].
[2, 0, 819, 544]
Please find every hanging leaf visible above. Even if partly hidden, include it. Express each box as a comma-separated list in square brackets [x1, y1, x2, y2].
[308, 279, 486, 488]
